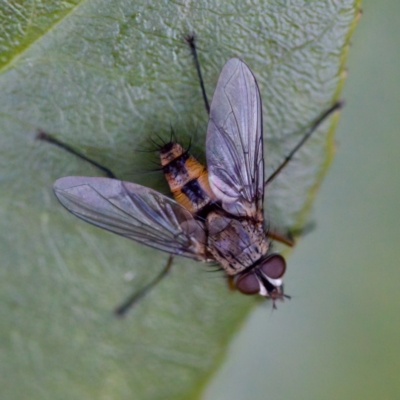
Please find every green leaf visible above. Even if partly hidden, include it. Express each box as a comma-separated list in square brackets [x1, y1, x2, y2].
[0, 1, 360, 399]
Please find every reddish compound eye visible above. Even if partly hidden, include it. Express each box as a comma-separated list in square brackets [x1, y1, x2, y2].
[260, 254, 286, 279]
[235, 272, 259, 295]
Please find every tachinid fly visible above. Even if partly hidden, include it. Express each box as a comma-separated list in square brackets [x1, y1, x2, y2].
[43, 39, 341, 314]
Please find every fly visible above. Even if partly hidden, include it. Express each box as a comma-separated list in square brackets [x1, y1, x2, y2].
[39, 35, 341, 315]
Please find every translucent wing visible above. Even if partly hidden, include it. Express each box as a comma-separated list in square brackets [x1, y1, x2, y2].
[206, 58, 264, 220]
[53, 177, 208, 260]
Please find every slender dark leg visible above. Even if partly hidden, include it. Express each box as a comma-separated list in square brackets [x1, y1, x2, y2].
[265, 101, 343, 186]
[114, 255, 174, 317]
[185, 34, 210, 115]
[38, 129, 174, 314]
[36, 130, 116, 179]
[267, 221, 316, 247]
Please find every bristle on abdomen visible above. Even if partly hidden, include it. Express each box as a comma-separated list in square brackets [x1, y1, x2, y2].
[160, 142, 215, 214]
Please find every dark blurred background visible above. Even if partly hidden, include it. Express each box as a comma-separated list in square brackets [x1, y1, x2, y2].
[205, 1, 400, 399]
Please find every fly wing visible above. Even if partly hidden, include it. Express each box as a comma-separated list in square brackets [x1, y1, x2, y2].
[53, 176, 208, 261]
[206, 58, 264, 220]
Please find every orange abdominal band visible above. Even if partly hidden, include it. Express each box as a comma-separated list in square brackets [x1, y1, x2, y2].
[160, 143, 215, 214]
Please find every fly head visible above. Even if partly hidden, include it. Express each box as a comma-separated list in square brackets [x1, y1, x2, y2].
[235, 254, 287, 306]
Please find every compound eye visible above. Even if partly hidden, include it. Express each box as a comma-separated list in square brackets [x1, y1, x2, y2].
[235, 272, 259, 295]
[260, 254, 286, 279]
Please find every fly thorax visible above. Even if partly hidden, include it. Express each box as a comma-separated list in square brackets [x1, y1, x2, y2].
[206, 211, 269, 275]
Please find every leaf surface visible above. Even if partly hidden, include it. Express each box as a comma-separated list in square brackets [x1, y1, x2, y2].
[0, 1, 361, 399]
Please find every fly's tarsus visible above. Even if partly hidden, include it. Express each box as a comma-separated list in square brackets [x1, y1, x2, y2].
[185, 33, 210, 115]
[267, 221, 317, 247]
[36, 131, 117, 179]
[264, 101, 343, 186]
[114, 255, 174, 317]
[267, 231, 295, 247]
[289, 221, 316, 238]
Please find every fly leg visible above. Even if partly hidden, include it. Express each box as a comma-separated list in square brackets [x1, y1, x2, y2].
[264, 101, 338, 244]
[185, 33, 210, 115]
[267, 231, 295, 247]
[267, 221, 316, 247]
[264, 101, 343, 186]
[226, 275, 235, 291]
[37, 130, 116, 179]
[114, 255, 174, 317]
[38, 130, 175, 314]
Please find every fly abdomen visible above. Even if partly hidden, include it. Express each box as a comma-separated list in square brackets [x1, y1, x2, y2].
[160, 142, 215, 214]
